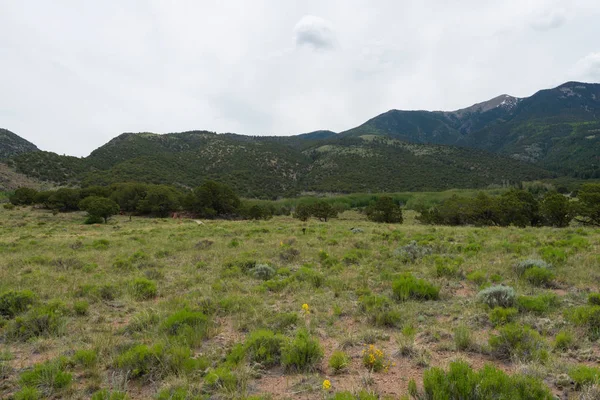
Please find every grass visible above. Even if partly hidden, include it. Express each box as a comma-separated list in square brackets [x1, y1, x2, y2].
[0, 206, 599, 398]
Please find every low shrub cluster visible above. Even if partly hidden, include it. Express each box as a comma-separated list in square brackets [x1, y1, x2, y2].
[488, 323, 547, 361]
[477, 285, 516, 308]
[392, 273, 439, 302]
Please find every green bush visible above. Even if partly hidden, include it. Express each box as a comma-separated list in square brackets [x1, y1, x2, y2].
[365, 196, 403, 223]
[161, 310, 209, 338]
[129, 278, 157, 300]
[588, 293, 600, 306]
[517, 294, 558, 314]
[392, 273, 439, 302]
[267, 312, 299, 333]
[330, 391, 378, 400]
[73, 300, 89, 316]
[359, 294, 402, 327]
[569, 365, 600, 389]
[514, 259, 550, 276]
[13, 387, 40, 400]
[91, 389, 129, 400]
[553, 330, 575, 351]
[434, 256, 463, 278]
[408, 360, 553, 399]
[453, 325, 474, 351]
[294, 267, 325, 288]
[488, 323, 547, 361]
[488, 307, 518, 326]
[281, 330, 323, 372]
[204, 366, 238, 392]
[244, 329, 286, 367]
[476, 285, 516, 308]
[0, 290, 36, 318]
[19, 357, 72, 396]
[249, 263, 276, 281]
[466, 270, 487, 285]
[569, 306, 600, 339]
[6, 302, 67, 341]
[115, 343, 205, 380]
[72, 349, 98, 368]
[523, 267, 555, 287]
[329, 350, 350, 374]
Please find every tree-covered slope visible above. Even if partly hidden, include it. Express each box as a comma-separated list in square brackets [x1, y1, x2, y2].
[0, 128, 39, 159]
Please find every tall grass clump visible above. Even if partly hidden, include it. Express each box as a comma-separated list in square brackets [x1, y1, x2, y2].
[19, 357, 72, 397]
[281, 330, 323, 372]
[0, 290, 36, 318]
[392, 273, 439, 302]
[244, 329, 286, 367]
[6, 301, 68, 341]
[488, 323, 547, 362]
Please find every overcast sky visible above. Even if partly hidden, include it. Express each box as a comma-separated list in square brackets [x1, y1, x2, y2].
[1, 0, 600, 157]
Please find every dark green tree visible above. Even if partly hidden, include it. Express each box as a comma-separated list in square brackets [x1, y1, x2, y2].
[575, 183, 600, 226]
[311, 201, 337, 222]
[79, 196, 120, 223]
[110, 183, 149, 213]
[9, 187, 38, 205]
[48, 188, 82, 212]
[189, 181, 240, 218]
[540, 192, 573, 227]
[136, 185, 181, 217]
[497, 189, 540, 227]
[365, 196, 403, 223]
[293, 203, 312, 221]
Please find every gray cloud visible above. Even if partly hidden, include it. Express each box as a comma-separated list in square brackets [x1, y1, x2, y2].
[293, 15, 336, 50]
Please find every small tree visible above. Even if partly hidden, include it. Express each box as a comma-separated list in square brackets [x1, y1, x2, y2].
[293, 203, 312, 221]
[311, 201, 337, 222]
[540, 192, 573, 227]
[79, 196, 120, 223]
[136, 185, 180, 217]
[365, 196, 403, 223]
[576, 183, 600, 226]
[189, 181, 240, 218]
[48, 188, 82, 212]
[9, 187, 38, 205]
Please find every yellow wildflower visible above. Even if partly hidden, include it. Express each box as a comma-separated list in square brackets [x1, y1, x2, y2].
[302, 303, 310, 313]
[322, 379, 331, 390]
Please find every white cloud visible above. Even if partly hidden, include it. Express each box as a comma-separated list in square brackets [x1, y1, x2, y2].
[293, 15, 336, 50]
[530, 8, 567, 31]
[572, 52, 600, 81]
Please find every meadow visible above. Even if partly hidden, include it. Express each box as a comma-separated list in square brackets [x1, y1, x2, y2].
[1, 205, 600, 399]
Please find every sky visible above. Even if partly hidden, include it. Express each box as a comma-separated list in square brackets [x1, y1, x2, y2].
[1, 0, 600, 157]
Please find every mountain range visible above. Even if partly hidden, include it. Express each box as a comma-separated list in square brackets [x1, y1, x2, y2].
[1, 81, 599, 198]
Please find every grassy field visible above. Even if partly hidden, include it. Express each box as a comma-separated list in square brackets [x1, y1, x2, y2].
[1, 206, 600, 399]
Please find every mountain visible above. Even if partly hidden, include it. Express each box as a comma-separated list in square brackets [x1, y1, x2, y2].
[7, 130, 552, 198]
[0, 128, 39, 159]
[341, 81, 600, 178]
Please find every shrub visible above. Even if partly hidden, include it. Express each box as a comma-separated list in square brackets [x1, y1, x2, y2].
[161, 310, 208, 338]
[569, 365, 600, 389]
[523, 267, 555, 287]
[476, 285, 516, 308]
[514, 259, 550, 276]
[489, 307, 518, 326]
[434, 256, 462, 278]
[329, 350, 350, 374]
[554, 330, 575, 351]
[392, 273, 439, 302]
[249, 263, 276, 281]
[517, 294, 558, 314]
[394, 241, 432, 263]
[129, 278, 157, 300]
[204, 366, 238, 392]
[267, 312, 299, 333]
[488, 323, 547, 361]
[115, 343, 205, 380]
[294, 267, 325, 288]
[19, 357, 72, 396]
[13, 387, 41, 400]
[362, 344, 392, 372]
[359, 294, 402, 327]
[589, 293, 600, 306]
[79, 196, 120, 223]
[6, 302, 67, 341]
[466, 270, 487, 285]
[453, 325, 474, 351]
[244, 329, 286, 367]
[569, 306, 600, 339]
[10, 187, 38, 205]
[72, 349, 98, 368]
[91, 389, 129, 400]
[73, 300, 89, 316]
[0, 290, 36, 318]
[281, 330, 323, 372]
[365, 196, 403, 223]
[409, 360, 553, 399]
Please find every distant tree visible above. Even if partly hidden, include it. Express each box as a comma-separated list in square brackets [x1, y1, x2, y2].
[79, 196, 120, 223]
[497, 189, 540, 227]
[311, 201, 338, 222]
[365, 196, 403, 223]
[189, 181, 240, 218]
[540, 192, 573, 227]
[136, 185, 180, 217]
[48, 188, 82, 212]
[80, 185, 111, 199]
[110, 183, 148, 213]
[9, 187, 38, 205]
[293, 203, 312, 222]
[575, 183, 600, 226]
[33, 191, 52, 208]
